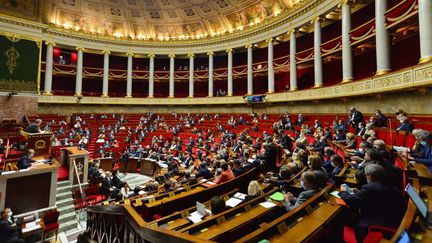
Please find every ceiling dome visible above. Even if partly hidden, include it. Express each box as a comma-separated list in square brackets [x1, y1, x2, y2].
[0, 0, 306, 41]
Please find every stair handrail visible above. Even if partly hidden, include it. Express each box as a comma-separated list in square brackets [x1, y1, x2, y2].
[72, 159, 83, 194]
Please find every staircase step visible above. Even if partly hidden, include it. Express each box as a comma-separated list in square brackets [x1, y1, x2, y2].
[56, 191, 72, 201]
[59, 220, 78, 233]
[57, 180, 70, 187]
[56, 198, 74, 208]
[56, 185, 72, 194]
[58, 204, 75, 215]
[59, 211, 76, 224]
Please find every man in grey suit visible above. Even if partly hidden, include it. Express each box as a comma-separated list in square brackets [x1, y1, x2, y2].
[283, 171, 321, 211]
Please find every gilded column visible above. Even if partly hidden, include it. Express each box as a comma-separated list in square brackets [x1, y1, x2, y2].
[188, 53, 194, 97]
[169, 54, 175, 98]
[246, 44, 253, 95]
[125, 53, 134, 97]
[289, 30, 298, 91]
[313, 17, 323, 88]
[148, 54, 155, 98]
[375, 0, 391, 75]
[266, 38, 275, 93]
[75, 47, 84, 96]
[101, 50, 110, 97]
[227, 48, 233, 96]
[208, 51, 214, 97]
[340, 0, 353, 82]
[419, 0, 432, 63]
[44, 42, 55, 95]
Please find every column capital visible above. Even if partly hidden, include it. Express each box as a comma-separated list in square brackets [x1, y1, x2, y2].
[148, 53, 156, 58]
[187, 53, 195, 58]
[168, 54, 176, 58]
[265, 38, 274, 43]
[226, 48, 234, 53]
[45, 41, 56, 46]
[102, 50, 111, 55]
[207, 51, 214, 56]
[338, 0, 354, 8]
[287, 29, 297, 36]
[245, 44, 253, 49]
[311, 16, 324, 24]
[76, 47, 85, 51]
[126, 52, 134, 57]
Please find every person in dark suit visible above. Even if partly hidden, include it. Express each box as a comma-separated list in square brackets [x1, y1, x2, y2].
[112, 170, 132, 194]
[100, 173, 120, 199]
[17, 149, 35, 170]
[280, 132, 293, 152]
[24, 119, 42, 134]
[328, 154, 344, 186]
[232, 159, 245, 177]
[195, 163, 212, 179]
[261, 137, 277, 173]
[348, 107, 364, 133]
[338, 164, 404, 243]
[0, 208, 23, 243]
[283, 171, 321, 211]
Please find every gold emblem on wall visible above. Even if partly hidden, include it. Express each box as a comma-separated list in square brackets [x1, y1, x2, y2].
[4, 46, 20, 74]
[35, 140, 46, 149]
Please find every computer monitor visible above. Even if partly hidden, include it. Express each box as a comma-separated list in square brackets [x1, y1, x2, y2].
[196, 201, 207, 216]
[405, 183, 428, 219]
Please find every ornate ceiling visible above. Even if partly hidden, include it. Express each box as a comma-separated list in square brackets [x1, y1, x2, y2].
[0, 0, 307, 41]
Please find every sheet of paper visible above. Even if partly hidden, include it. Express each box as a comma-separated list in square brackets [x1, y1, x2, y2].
[259, 201, 276, 208]
[226, 197, 243, 208]
[25, 222, 36, 227]
[187, 214, 203, 223]
[330, 191, 341, 199]
[233, 192, 247, 200]
[22, 224, 41, 233]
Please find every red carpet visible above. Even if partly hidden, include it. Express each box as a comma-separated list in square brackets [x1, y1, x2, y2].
[57, 165, 69, 181]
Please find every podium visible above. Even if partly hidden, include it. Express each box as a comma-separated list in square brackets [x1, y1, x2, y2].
[61, 147, 89, 186]
[18, 128, 52, 156]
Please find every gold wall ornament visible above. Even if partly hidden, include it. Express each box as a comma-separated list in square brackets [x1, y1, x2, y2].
[4, 46, 21, 74]
[35, 140, 46, 149]
[6, 35, 21, 43]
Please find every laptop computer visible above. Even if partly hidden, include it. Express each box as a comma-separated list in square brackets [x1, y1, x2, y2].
[187, 202, 209, 223]
[405, 183, 431, 226]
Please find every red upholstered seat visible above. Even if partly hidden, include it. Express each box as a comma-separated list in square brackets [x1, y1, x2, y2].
[42, 210, 60, 241]
[44, 222, 59, 231]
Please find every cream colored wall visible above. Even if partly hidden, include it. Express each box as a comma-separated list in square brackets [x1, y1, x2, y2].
[38, 89, 432, 115]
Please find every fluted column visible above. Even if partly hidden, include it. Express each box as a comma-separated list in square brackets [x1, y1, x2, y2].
[168, 54, 175, 98]
[341, 0, 353, 82]
[289, 30, 298, 91]
[375, 0, 391, 75]
[208, 51, 214, 97]
[313, 17, 323, 88]
[125, 53, 134, 97]
[419, 0, 432, 63]
[101, 50, 110, 97]
[148, 54, 155, 98]
[188, 53, 194, 97]
[43, 42, 55, 95]
[246, 44, 253, 95]
[227, 48, 233, 96]
[266, 38, 275, 93]
[75, 47, 84, 96]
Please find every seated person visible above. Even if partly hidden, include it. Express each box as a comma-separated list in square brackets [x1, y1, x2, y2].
[408, 133, 432, 172]
[283, 171, 321, 211]
[245, 180, 264, 202]
[0, 139, 5, 154]
[17, 149, 35, 170]
[307, 155, 328, 188]
[338, 164, 404, 243]
[0, 208, 23, 243]
[232, 159, 245, 176]
[100, 172, 120, 199]
[88, 161, 102, 182]
[24, 119, 42, 133]
[328, 154, 345, 186]
[195, 163, 213, 179]
[210, 196, 227, 215]
[214, 162, 234, 184]
[112, 170, 132, 194]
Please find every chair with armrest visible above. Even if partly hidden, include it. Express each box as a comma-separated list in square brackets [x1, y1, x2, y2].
[363, 225, 397, 243]
[41, 209, 60, 241]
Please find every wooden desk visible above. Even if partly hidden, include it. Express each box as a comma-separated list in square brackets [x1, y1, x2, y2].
[195, 203, 280, 240]
[0, 157, 59, 214]
[61, 146, 89, 186]
[343, 168, 358, 185]
[270, 199, 341, 243]
[146, 186, 206, 208]
[21, 220, 44, 239]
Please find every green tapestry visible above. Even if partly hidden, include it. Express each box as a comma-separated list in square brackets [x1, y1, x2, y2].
[0, 33, 40, 93]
